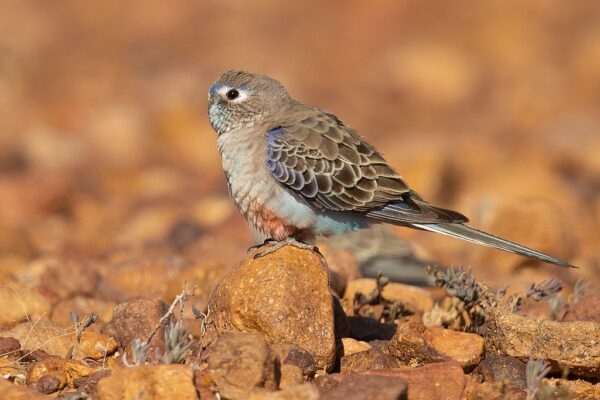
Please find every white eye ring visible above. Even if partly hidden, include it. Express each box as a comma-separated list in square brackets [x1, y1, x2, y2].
[218, 86, 249, 103]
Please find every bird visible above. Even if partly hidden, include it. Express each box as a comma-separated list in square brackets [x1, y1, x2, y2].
[207, 70, 574, 268]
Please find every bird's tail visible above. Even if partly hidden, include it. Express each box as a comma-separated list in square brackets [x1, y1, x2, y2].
[411, 223, 575, 268]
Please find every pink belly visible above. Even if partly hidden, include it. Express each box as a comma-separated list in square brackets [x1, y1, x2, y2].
[244, 200, 300, 241]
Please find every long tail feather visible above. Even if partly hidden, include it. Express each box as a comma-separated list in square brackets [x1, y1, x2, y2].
[411, 223, 575, 268]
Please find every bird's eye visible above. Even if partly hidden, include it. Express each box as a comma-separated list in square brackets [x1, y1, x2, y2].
[226, 89, 240, 100]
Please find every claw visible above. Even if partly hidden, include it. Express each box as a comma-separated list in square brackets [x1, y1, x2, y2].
[253, 237, 317, 258]
[247, 238, 277, 253]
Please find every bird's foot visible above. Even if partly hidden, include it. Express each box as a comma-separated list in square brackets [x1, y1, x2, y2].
[247, 238, 278, 253]
[252, 237, 317, 258]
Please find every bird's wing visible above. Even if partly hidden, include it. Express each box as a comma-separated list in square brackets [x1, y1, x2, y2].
[266, 108, 467, 224]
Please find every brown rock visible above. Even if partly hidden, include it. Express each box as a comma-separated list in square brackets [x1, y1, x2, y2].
[0, 377, 47, 399]
[563, 294, 600, 322]
[542, 378, 600, 400]
[73, 370, 112, 397]
[110, 298, 169, 360]
[423, 327, 483, 369]
[72, 331, 117, 360]
[485, 309, 600, 378]
[341, 337, 372, 356]
[388, 320, 483, 369]
[271, 343, 316, 389]
[37, 258, 100, 299]
[50, 296, 115, 330]
[98, 256, 190, 302]
[32, 374, 61, 394]
[363, 362, 465, 400]
[388, 319, 447, 367]
[0, 284, 51, 327]
[27, 358, 96, 388]
[0, 358, 26, 381]
[473, 355, 527, 389]
[344, 279, 433, 314]
[0, 336, 22, 359]
[341, 347, 398, 374]
[96, 364, 197, 400]
[462, 379, 527, 400]
[317, 374, 407, 400]
[209, 246, 336, 371]
[2, 320, 72, 358]
[250, 383, 320, 400]
[208, 333, 278, 400]
[1, 319, 116, 361]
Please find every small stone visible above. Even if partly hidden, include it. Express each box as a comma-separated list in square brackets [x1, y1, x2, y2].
[1, 319, 116, 361]
[341, 347, 398, 374]
[110, 298, 170, 361]
[363, 361, 465, 400]
[37, 258, 100, 300]
[32, 375, 61, 394]
[473, 355, 527, 389]
[0, 377, 47, 399]
[388, 319, 483, 369]
[21, 349, 57, 363]
[96, 364, 196, 400]
[209, 246, 336, 371]
[462, 378, 527, 400]
[0, 358, 27, 380]
[208, 333, 278, 400]
[344, 278, 433, 314]
[250, 383, 320, 400]
[388, 318, 447, 367]
[422, 327, 483, 369]
[72, 331, 117, 360]
[73, 370, 111, 397]
[485, 309, 600, 378]
[0, 336, 22, 359]
[542, 378, 600, 400]
[2, 320, 72, 358]
[341, 338, 372, 356]
[0, 284, 51, 327]
[271, 343, 316, 389]
[27, 358, 96, 388]
[317, 374, 407, 400]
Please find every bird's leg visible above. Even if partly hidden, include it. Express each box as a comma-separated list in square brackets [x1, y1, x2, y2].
[253, 236, 317, 258]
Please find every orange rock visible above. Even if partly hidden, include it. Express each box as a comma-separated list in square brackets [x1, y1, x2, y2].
[341, 338, 372, 356]
[0, 284, 51, 327]
[209, 246, 336, 371]
[388, 319, 483, 369]
[485, 309, 600, 378]
[208, 333, 278, 399]
[27, 358, 96, 388]
[96, 364, 197, 400]
[363, 362, 465, 400]
[423, 327, 483, 369]
[344, 278, 433, 314]
[0, 377, 46, 399]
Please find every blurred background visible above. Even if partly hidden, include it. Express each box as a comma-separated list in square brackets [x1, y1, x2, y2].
[0, 0, 599, 293]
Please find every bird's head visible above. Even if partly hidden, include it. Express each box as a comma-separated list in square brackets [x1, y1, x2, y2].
[208, 70, 290, 135]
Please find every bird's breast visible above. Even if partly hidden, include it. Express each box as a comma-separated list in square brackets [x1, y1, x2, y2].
[217, 130, 316, 240]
